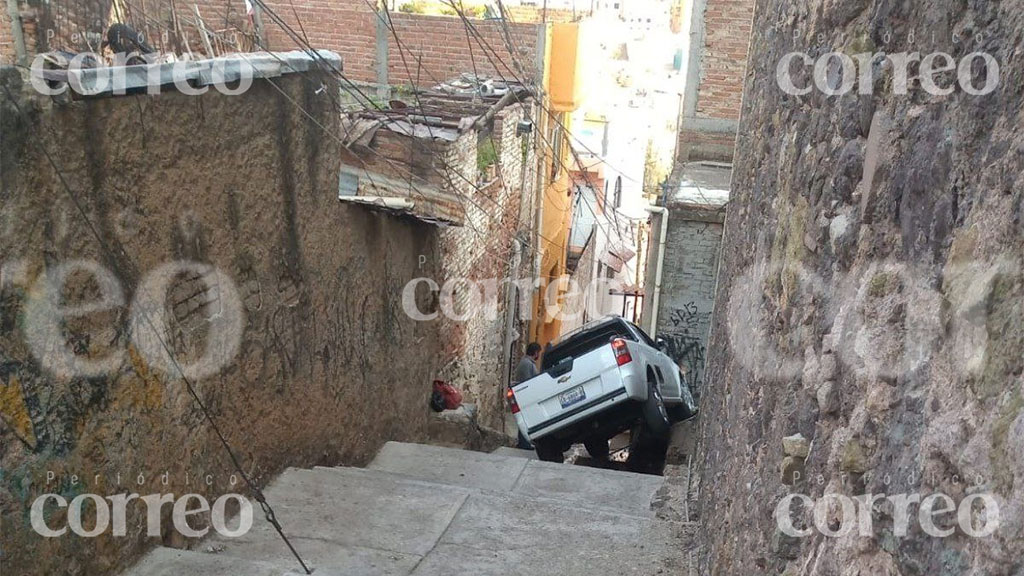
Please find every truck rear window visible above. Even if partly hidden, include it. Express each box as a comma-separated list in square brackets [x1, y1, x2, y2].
[541, 320, 636, 371]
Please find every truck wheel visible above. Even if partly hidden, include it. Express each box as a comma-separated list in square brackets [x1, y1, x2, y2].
[667, 404, 688, 422]
[643, 380, 671, 437]
[535, 440, 565, 463]
[584, 437, 610, 461]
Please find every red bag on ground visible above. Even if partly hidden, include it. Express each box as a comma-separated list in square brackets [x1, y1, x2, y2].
[432, 380, 463, 411]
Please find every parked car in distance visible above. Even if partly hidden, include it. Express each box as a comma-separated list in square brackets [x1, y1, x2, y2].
[508, 316, 698, 463]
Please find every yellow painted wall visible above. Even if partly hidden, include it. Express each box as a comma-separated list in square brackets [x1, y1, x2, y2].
[548, 23, 584, 112]
[527, 22, 585, 350]
[531, 110, 575, 348]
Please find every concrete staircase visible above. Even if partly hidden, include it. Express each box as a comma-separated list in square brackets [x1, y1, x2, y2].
[125, 442, 695, 576]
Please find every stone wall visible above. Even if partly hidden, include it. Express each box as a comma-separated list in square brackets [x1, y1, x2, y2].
[435, 103, 537, 432]
[0, 68, 446, 575]
[698, 1, 1024, 574]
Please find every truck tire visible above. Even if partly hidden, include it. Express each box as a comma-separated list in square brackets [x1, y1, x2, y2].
[584, 437, 610, 461]
[667, 404, 688, 422]
[643, 380, 671, 438]
[535, 440, 565, 463]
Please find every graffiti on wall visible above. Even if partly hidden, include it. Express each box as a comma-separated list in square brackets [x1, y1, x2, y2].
[662, 302, 712, 391]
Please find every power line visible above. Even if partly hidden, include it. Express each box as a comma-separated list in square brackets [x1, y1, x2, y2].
[338, 0, 566, 259]
[453, 0, 695, 205]
[441, 1, 627, 248]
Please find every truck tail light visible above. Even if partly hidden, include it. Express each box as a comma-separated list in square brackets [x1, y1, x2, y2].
[611, 338, 633, 366]
[506, 388, 521, 414]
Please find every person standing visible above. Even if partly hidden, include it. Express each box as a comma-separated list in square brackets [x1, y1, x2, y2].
[515, 342, 542, 384]
[511, 342, 542, 449]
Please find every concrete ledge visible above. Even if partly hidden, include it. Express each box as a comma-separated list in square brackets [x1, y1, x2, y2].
[513, 460, 665, 518]
[369, 441, 529, 492]
[34, 50, 342, 97]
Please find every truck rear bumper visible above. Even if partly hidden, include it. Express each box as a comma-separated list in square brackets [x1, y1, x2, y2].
[519, 387, 642, 445]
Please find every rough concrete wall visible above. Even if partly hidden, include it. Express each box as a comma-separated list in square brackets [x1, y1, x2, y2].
[698, 1, 1024, 575]
[652, 212, 723, 391]
[0, 69, 445, 575]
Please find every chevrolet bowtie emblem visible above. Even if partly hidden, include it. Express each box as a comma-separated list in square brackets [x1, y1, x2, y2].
[558, 375, 571, 383]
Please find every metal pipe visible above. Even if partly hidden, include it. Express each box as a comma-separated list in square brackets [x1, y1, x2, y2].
[645, 205, 669, 336]
[6, 0, 27, 67]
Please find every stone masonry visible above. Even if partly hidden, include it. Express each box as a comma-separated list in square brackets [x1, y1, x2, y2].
[697, 0, 1024, 574]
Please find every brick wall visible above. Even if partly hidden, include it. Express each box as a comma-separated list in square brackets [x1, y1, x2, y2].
[675, 0, 753, 164]
[674, 126, 739, 164]
[262, 0, 378, 81]
[503, 5, 577, 24]
[2, 0, 541, 89]
[694, 0, 752, 121]
[1, 5, 13, 64]
[386, 13, 539, 86]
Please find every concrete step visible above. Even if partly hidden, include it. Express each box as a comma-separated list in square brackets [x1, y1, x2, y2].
[410, 490, 693, 576]
[490, 446, 539, 460]
[369, 441, 666, 518]
[125, 547, 323, 576]
[369, 441, 530, 491]
[125, 443, 692, 576]
[212, 467, 470, 558]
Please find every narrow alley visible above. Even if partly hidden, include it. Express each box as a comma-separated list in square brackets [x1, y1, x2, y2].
[2, 0, 1023, 575]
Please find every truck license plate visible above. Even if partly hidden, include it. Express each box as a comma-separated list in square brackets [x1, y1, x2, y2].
[559, 386, 586, 408]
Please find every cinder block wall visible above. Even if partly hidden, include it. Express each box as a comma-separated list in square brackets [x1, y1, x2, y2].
[648, 209, 724, 391]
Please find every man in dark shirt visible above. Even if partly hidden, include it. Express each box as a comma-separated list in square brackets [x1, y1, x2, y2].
[515, 342, 542, 384]
[511, 342, 542, 449]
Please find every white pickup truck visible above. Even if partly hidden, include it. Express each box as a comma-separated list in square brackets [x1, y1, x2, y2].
[508, 316, 698, 462]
